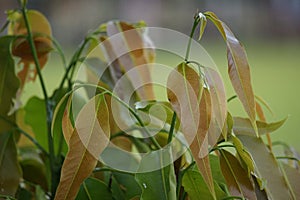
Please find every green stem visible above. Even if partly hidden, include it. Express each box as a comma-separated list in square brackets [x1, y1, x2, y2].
[227, 95, 238, 103]
[0, 115, 48, 156]
[276, 156, 300, 162]
[0, 195, 17, 200]
[209, 144, 235, 153]
[176, 161, 196, 199]
[93, 167, 133, 175]
[19, 3, 57, 197]
[184, 17, 200, 62]
[167, 112, 177, 144]
[56, 37, 91, 94]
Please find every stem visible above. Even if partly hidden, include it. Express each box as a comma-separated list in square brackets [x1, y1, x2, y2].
[227, 95, 238, 103]
[184, 17, 200, 62]
[56, 37, 91, 94]
[176, 161, 196, 198]
[167, 112, 177, 144]
[19, 3, 57, 197]
[276, 156, 300, 162]
[209, 144, 235, 153]
[0, 115, 49, 156]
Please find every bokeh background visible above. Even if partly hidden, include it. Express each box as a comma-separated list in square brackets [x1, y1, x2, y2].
[1, 0, 300, 150]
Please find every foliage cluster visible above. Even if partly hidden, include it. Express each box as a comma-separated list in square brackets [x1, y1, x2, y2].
[0, 1, 299, 200]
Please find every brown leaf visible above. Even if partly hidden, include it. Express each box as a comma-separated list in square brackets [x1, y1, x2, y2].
[106, 21, 155, 100]
[205, 12, 256, 132]
[203, 67, 227, 143]
[167, 63, 215, 198]
[220, 150, 257, 200]
[55, 94, 110, 200]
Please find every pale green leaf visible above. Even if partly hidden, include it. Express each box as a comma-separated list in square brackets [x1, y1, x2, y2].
[233, 117, 287, 136]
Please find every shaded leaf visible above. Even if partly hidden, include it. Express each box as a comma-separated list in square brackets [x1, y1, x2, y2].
[205, 11, 256, 132]
[0, 132, 22, 197]
[54, 94, 110, 200]
[75, 178, 112, 200]
[182, 170, 227, 200]
[112, 172, 142, 199]
[220, 150, 257, 200]
[135, 164, 176, 200]
[233, 117, 287, 136]
[8, 10, 52, 90]
[238, 135, 292, 200]
[19, 147, 48, 191]
[0, 36, 19, 130]
[24, 96, 48, 152]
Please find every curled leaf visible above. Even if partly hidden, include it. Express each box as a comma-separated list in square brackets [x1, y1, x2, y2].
[7, 10, 52, 90]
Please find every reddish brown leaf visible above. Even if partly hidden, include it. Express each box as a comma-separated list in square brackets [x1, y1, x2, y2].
[220, 150, 257, 200]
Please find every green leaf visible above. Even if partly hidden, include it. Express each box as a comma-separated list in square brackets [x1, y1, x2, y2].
[198, 13, 207, 40]
[135, 164, 176, 200]
[220, 150, 257, 200]
[0, 132, 22, 197]
[182, 170, 227, 200]
[209, 155, 226, 184]
[0, 36, 19, 132]
[24, 96, 48, 152]
[19, 147, 48, 191]
[54, 94, 110, 200]
[75, 178, 113, 200]
[205, 12, 256, 133]
[237, 135, 292, 200]
[233, 117, 287, 136]
[112, 172, 142, 199]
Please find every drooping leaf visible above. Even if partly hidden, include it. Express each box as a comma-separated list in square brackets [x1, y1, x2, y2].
[167, 63, 215, 198]
[220, 150, 257, 200]
[238, 135, 292, 200]
[54, 94, 110, 200]
[233, 117, 287, 136]
[135, 164, 176, 200]
[0, 132, 22, 197]
[182, 170, 227, 200]
[24, 96, 48, 152]
[0, 36, 19, 130]
[75, 178, 113, 200]
[7, 10, 52, 90]
[205, 11, 256, 132]
[203, 67, 227, 143]
[106, 21, 155, 100]
[189, 89, 216, 199]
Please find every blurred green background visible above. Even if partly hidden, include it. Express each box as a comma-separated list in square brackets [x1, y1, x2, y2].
[1, 0, 299, 150]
